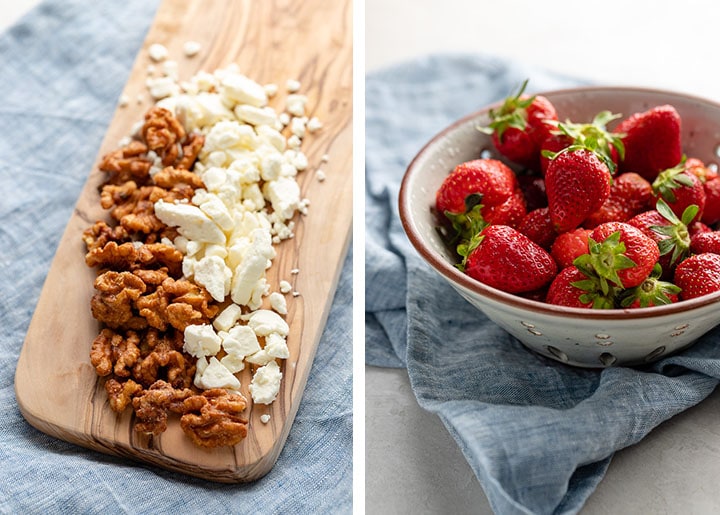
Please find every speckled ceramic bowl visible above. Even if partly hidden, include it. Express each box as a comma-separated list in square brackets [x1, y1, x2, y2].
[399, 86, 720, 368]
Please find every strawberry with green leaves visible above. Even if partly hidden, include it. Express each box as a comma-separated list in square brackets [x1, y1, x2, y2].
[652, 162, 705, 224]
[584, 172, 653, 228]
[546, 265, 615, 309]
[674, 253, 720, 300]
[540, 111, 625, 175]
[544, 148, 612, 232]
[614, 105, 682, 181]
[436, 159, 525, 243]
[627, 199, 697, 278]
[619, 264, 681, 308]
[579, 222, 660, 290]
[458, 224, 557, 293]
[480, 80, 558, 170]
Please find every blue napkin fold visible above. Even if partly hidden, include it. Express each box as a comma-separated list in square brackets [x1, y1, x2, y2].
[365, 53, 720, 514]
[0, 1, 351, 512]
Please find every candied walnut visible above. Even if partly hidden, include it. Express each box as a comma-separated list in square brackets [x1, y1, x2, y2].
[132, 380, 194, 435]
[89, 328, 141, 378]
[82, 221, 130, 253]
[153, 166, 204, 189]
[136, 278, 218, 332]
[142, 107, 186, 166]
[91, 271, 147, 328]
[133, 267, 170, 286]
[100, 181, 138, 210]
[132, 329, 193, 388]
[105, 378, 143, 413]
[176, 132, 205, 170]
[180, 389, 249, 448]
[86, 241, 183, 277]
[98, 144, 152, 185]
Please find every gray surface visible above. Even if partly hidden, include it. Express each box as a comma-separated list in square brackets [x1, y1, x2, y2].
[366, 365, 720, 513]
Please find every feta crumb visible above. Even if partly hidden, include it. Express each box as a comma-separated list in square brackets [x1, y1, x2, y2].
[306, 117, 323, 133]
[285, 79, 301, 92]
[221, 73, 268, 107]
[321, 153, 330, 163]
[154, 199, 226, 244]
[245, 309, 289, 336]
[260, 414, 271, 424]
[279, 280, 292, 293]
[194, 356, 241, 390]
[316, 169, 326, 182]
[118, 94, 129, 107]
[269, 292, 287, 315]
[148, 43, 168, 62]
[213, 304, 243, 332]
[285, 94, 307, 117]
[246, 348, 275, 366]
[184, 324, 222, 358]
[290, 268, 300, 275]
[192, 255, 231, 302]
[278, 112, 290, 126]
[183, 40, 202, 57]
[265, 332, 289, 359]
[292, 291, 300, 297]
[264, 83, 278, 97]
[250, 361, 282, 404]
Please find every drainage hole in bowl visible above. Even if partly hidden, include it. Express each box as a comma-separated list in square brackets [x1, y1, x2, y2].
[644, 346, 666, 362]
[528, 328, 543, 336]
[546, 346, 568, 362]
[674, 323, 689, 330]
[599, 352, 617, 366]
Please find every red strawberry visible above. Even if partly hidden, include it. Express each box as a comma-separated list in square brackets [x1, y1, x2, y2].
[435, 159, 521, 241]
[545, 148, 612, 232]
[582, 222, 660, 289]
[627, 199, 697, 278]
[584, 172, 653, 228]
[674, 253, 720, 300]
[690, 231, 720, 255]
[540, 111, 624, 175]
[620, 264, 680, 308]
[517, 207, 557, 249]
[481, 80, 558, 170]
[546, 266, 614, 309]
[460, 224, 557, 293]
[701, 177, 720, 225]
[690, 221, 712, 236]
[551, 228, 591, 269]
[483, 189, 527, 228]
[614, 105, 682, 181]
[652, 163, 706, 224]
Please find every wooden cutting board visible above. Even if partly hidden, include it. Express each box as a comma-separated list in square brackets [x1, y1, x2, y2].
[15, 0, 352, 483]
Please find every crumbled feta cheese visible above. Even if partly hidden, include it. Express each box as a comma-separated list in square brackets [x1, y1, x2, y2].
[234, 104, 277, 126]
[246, 349, 275, 366]
[290, 117, 307, 138]
[279, 280, 292, 293]
[307, 117, 323, 133]
[286, 79, 301, 93]
[148, 43, 168, 62]
[147, 76, 181, 100]
[290, 268, 300, 275]
[183, 40, 202, 57]
[213, 304, 243, 332]
[154, 200, 226, 244]
[265, 332, 290, 359]
[292, 291, 300, 297]
[184, 324, 222, 358]
[285, 94, 307, 117]
[269, 292, 287, 315]
[222, 325, 262, 356]
[264, 83, 278, 97]
[192, 255, 231, 302]
[263, 177, 301, 220]
[249, 361, 282, 404]
[245, 309, 289, 337]
[316, 169, 326, 182]
[194, 356, 241, 390]
[321, 153, 330, 163]
[260, 414, 271, 423]
[162, 60, 179, 80]
[221, 73, 268, 107]
[118, 94, 129, 107]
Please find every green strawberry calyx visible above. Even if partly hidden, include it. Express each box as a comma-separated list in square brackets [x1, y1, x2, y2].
[443, 192, 488, 244]
[650, 198, 698, 266]
[456, 230, 486, 272]
[544, 111, 625, 174]
[478, 79, 535, 142]
[574, 231, 636, 293]
[652, 158, 693, 203]
[619, 263, 681, 308]
[568, 261, 616, 309]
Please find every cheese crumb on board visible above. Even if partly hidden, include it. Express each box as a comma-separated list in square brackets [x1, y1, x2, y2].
[148, 43, 168, 62]
[183, 40, 202, 57]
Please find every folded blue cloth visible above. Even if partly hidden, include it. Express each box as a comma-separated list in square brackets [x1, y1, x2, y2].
[366, 54, 720, 514]
[0, 1, 351, 512]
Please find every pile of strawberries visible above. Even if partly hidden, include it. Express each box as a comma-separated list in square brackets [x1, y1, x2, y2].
[435, 81, 720, 308]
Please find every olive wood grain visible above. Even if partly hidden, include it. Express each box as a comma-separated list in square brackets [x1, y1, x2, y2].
[15, 0, 352, 483]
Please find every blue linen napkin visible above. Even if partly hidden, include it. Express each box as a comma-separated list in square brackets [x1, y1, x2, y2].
[0, 1, 351, 512]
[365, 54, 720, 514]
